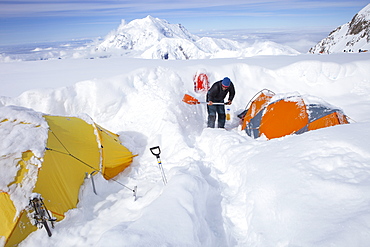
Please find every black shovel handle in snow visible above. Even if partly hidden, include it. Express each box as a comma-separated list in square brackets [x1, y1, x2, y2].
[150, 146, 161, 158]
[150, 146, 167, 185]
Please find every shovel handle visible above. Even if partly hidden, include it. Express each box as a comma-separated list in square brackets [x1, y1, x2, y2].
[150, 146, 161, 158]
[202, 102, 225, 105]
[183, 94, 225, 105]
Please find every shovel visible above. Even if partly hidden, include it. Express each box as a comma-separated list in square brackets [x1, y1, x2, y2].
[182, 94, 225, 105]
[150, 146, 168, 185]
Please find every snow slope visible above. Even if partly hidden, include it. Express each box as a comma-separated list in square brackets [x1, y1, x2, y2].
[1, 52, 370, 246]
[310, 4, 370, 54]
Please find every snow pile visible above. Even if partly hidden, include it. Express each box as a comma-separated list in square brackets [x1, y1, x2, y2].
[0, 106, 47, 158]
[1, 52, 370, 246]
[0, 106, 48, 215]
[310, 4, 370, 54]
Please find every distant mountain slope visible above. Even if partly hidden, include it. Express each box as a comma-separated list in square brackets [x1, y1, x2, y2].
[309, 4, 370, 54]
[95, 15, 299, 59]
[97, 16, 199, 52]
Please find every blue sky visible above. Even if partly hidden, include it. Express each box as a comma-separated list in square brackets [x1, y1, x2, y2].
[0, 0, 368, 46]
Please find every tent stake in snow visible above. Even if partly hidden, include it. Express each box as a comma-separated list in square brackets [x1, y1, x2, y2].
[150, 146, 168, 185]
[85, 171, 98, 195]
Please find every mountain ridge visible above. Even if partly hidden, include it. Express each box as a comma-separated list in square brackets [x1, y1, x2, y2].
[95, 15, 299, 59]
[309, 4, 370, 54]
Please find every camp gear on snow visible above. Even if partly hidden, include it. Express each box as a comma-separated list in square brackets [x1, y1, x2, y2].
[150, 146, 168, 185]
[193, 70, 209, 93]
[239, 89, 349, 139]
[182, 94, 225, 105]
[226, 107, 231, 121]
[0, 113, 136, 247]
[28, 193, 56, 237]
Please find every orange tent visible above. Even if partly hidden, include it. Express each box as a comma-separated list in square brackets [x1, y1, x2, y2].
[240, 89, 349, 139]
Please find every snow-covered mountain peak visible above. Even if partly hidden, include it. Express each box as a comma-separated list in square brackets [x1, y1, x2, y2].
[95, 16, 299, 59]
[347, 4, 370, 36]
[96, 15, 199, 52]
[357, 3, 370, 20]
[118, 15, 198, 41]
[309, 4, 370, 54]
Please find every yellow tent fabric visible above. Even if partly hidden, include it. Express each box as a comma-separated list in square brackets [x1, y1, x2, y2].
[94, 124, 134, 180]
[0, 193, 17, 244]
[0, 115, 135, 247]
[3, 210, 36, 247]
[1, 151, 38, 247]
[34, 116, 101, 219]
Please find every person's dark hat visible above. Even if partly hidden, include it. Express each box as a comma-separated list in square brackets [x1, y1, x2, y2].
[222, 77, 231, 87]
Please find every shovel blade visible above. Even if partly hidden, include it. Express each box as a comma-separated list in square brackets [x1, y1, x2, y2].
[182, 94, 200, 105]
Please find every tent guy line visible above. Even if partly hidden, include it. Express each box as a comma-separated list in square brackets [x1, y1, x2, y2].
[47, 129, 137, 198]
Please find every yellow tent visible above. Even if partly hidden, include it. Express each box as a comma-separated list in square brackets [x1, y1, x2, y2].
[0, 108, 135, 247]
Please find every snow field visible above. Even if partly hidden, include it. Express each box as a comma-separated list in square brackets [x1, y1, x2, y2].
[1, 53, 370, 246]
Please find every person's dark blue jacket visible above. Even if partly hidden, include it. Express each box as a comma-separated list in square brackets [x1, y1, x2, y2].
[206, 80, 235, 103]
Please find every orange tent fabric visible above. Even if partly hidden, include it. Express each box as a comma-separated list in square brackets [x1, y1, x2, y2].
[308, 111, 347, 131]
[240, 89, 349, 139]
[241, 91, 273, 130]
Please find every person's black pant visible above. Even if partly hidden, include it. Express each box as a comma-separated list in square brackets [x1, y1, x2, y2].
[207, 105, 226, 128]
